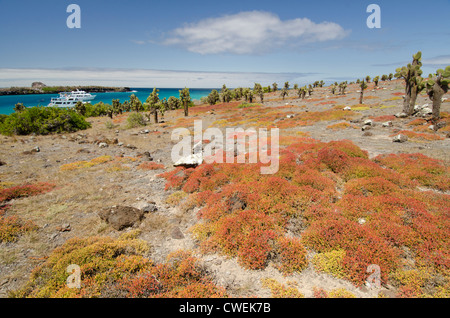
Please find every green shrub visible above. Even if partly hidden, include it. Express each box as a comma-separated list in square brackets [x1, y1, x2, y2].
[238, 102, 257, 108]
[0, 107, 91, 136]
[105, 120, 116, 129]
[83, 102, 111, 117]
[126, 112, 146, 128]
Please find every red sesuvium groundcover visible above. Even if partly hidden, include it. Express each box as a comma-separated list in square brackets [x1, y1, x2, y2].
[0, 182, 56, 242]
[159, 137, 450, 293]
[0, 182, 55, 203]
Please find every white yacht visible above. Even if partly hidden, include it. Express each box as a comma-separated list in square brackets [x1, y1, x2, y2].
[48, 95, 81, 107]
[69, 89, 96, 101]
[47, 90, 96, 107]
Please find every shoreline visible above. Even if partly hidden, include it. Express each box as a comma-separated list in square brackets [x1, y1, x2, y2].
[0, 85, 132, 96]
[0, 88, 213, 115]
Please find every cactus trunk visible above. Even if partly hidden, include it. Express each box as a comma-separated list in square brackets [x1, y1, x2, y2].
[430, 82, 445, 120]
[410, 85, 419, 114]
[403, 82, 414, 115]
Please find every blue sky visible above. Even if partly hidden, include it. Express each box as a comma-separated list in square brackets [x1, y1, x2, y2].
[0, 0, 449, 88]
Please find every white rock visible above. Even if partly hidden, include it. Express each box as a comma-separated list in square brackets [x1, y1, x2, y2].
[98, 142, 108, 148]
[421, 107, 432, 115]
[364, 119, 373, 126]
[382, 121, 393, 127]
[395, 112, 408, 118]
[344, 106, 352, 111]
[393, 134, 408, 143]
[133, 201, 157, 213]
[174, 153, 203, 167]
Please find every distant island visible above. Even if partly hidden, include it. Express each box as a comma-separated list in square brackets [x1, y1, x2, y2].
[0, 82, 131, 96]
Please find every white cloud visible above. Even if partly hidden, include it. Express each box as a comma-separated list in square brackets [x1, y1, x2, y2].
[422, 55, 450, 67]
[163, 11, 350, 55]
[130, 40, 146, 45]
[373, 54, 450, 68]
[0, 68, 317, 88]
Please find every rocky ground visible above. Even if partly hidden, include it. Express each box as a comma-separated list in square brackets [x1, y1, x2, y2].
[0, 79, 448, 298]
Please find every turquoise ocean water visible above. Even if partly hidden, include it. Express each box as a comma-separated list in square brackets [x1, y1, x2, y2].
[0, 88, 216, 115]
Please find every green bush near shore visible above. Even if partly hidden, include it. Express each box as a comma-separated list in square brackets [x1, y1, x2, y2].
[83, 102, 112, 117]
[0, 106, 91, 136]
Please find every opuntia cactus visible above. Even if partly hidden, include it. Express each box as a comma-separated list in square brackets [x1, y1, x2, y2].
[112, 99, 122, 115]
[233, 87, 244, 100]
[145, 87, 160, 123]
[272, 83, 278, 92]
[206, 89, 220, 105]
[426, 66, 450, 120]
[253, 83, 264, 103]
[130, 94, 143, 112]
[280, 87, 288, 100]
[122, 100, 131, 112]
[298, 86, 307, 99]
[179, 87, 191, 117]
[339, 82, 347, 95]
[395, 51, 424, 116]
[168, 96, 180, 110]
[373, 76, 380, 87]
[221, 84, 232, 103]
[359, 79, 368, 104]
